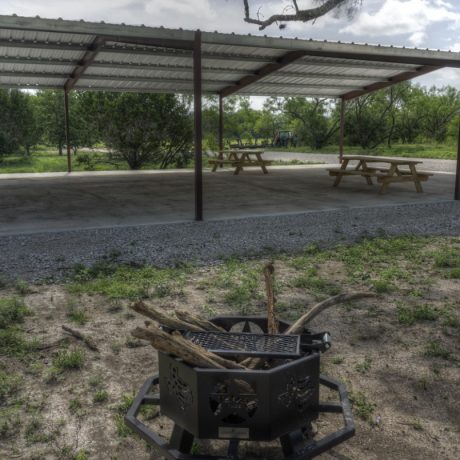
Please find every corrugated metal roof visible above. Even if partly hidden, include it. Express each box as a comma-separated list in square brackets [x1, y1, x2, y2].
[0, 14, 459, 98]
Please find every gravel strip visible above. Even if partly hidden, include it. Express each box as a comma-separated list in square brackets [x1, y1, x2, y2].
[264, 151, 457, 173]
[1, 200, 459, 283]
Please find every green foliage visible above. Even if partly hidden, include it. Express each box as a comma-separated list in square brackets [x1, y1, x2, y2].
[0, 370, 22, 403]
[284, 97, 339, 149]
[349, 391, 375, 423]
[0, 297, 31, 329]
[397, 304, 439, 325]
[0, 89, 41, 157]
[424, 341, 451, 360]
[67, 308, 88, 326]
[101, 93, 193, 169]
[70, 263, 186, 300]
[433, 249, 460, 268]
[355, 357, 372, 374]
[93, 390, 109, 403]
[52, 349, 85, 372]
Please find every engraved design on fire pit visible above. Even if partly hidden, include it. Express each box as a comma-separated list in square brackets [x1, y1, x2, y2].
[209, 378, 258, 424]
[229, 320, 264, 335]
[167, 365, 193, 411]
[278, 376, 314, 413]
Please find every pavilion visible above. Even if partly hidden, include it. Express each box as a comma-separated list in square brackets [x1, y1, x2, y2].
[0, 14, 459, 221]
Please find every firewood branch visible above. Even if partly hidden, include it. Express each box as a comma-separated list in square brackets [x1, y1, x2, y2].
[243, 0, 348, 30]
[130, 301, 205, 332]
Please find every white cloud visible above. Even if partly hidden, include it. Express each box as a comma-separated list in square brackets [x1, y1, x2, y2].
[341, 0, 460, 46]
[451, 42, 460, 52]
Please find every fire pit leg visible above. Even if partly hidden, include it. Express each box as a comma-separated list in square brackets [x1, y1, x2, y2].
[280, 429, 305, 456]
[170, 425, 194, 453]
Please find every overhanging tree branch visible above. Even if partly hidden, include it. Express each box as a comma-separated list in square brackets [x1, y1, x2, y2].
[243, 0, 349, 30]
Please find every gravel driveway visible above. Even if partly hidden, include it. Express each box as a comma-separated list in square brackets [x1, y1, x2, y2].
[1, 201, 459, 283]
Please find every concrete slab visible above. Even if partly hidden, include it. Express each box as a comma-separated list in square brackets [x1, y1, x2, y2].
[0, 166, 456, 236]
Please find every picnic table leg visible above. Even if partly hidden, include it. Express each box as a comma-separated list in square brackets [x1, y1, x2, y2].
[256, 153, 269, 174]
[333, 158, 349, 186]
[379, 164, 397, 194]
[409, 164, 423, 193]
[361, 160, 373, 185]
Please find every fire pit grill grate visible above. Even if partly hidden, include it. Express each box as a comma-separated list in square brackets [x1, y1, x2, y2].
[185, 330, 301, 358]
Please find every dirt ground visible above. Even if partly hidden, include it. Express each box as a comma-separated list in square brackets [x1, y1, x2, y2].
[0, 236, 459, 460]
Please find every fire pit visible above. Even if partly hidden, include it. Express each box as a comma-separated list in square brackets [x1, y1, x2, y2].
[125, 316, 354, 459]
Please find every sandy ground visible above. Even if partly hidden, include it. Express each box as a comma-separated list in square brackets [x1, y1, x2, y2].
[0, 238, 459, 460]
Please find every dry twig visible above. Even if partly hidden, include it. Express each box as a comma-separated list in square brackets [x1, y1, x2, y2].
[61, 325, 99, 352]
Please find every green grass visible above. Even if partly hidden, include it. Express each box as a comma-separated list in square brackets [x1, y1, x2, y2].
[433, 249, 460, 268]
[0, 407, 21, 440]
[355, 357, 372, 374]
[93, 390, 109, 403]
[69, 263, 186, 300]
[271, 142, 457, 160]
[0, 370, 23, 404]
[0, 328, 36, 357]
[349, 391, 376, 423]
[397, 304, 439, 325]
[0, 297, 31, 329]
[52, 349, 85, 372]
[424, 341, 451, 360]
[290, 266, 340, 297]
[67, 309, 88, 325]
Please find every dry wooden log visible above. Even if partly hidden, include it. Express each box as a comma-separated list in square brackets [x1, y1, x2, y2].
[132, 326, 224, 368]
[132, 326, 246, 370]
[131, 301, 205, 332]
[61, 325, 99, 352]
[285, 292, 375, 334]
[240, 291, 375, 369]
[264, 262, 279, 334]
[175, 310, 225, 333]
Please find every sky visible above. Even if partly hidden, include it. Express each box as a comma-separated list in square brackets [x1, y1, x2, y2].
[1, 0, 460, 108]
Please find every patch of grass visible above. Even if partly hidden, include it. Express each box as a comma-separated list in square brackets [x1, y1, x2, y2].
[371, 279, 394, 294]
[114, 413, 131, 437]
[15, 279, 32, 295]
[68, 399, 82, 414]
[25, 417, 56, 443]
[93, 390, 109, 403]
[331, 355, 345, 365]
[0, 408, 21, 440]
[88, 374, 104, 388]
[0, 297, 31, 328]
[355, 357, 372, 374]
[397, 304, 439, 325]
[0, 370, 23, 403]
[70, 264, 186, 300]
[447, 268, 460, 279]
[0, 327, 36, 357]
[67, 309, 88, 325]
[433, 249, 460, 268]
[52, 349, 85, 372]
[291, 267, 340, 297]
[424, 341, 451, 360]
[349, 391, 375, 423]
[113, 394, 135, 437]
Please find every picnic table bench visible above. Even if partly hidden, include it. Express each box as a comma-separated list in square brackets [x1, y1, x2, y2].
[327, 155, 433, 193]
[208, 149, 272, 175]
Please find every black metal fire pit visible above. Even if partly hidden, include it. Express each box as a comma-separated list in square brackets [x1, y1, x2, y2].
[125, 316, 354, 459]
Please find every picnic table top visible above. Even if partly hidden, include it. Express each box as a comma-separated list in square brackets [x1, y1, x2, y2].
[219, 149, 265, 154]
[342, 155, 422, 165]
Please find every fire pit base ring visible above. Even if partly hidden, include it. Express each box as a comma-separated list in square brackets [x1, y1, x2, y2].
[125, 374, 354, 460]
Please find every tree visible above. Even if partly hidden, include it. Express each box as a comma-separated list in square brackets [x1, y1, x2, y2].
[283, 97, 339, 149]
[101, 93, 193, 170]
[0, 89, 41, 157]
[243, 0, 361, 30]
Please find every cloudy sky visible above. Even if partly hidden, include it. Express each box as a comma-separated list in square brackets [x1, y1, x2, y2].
[1, 0, 460, 104]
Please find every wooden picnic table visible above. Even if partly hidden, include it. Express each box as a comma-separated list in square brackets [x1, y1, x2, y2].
[327, 155, 433, 193]
[208, 149, 272, 175]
